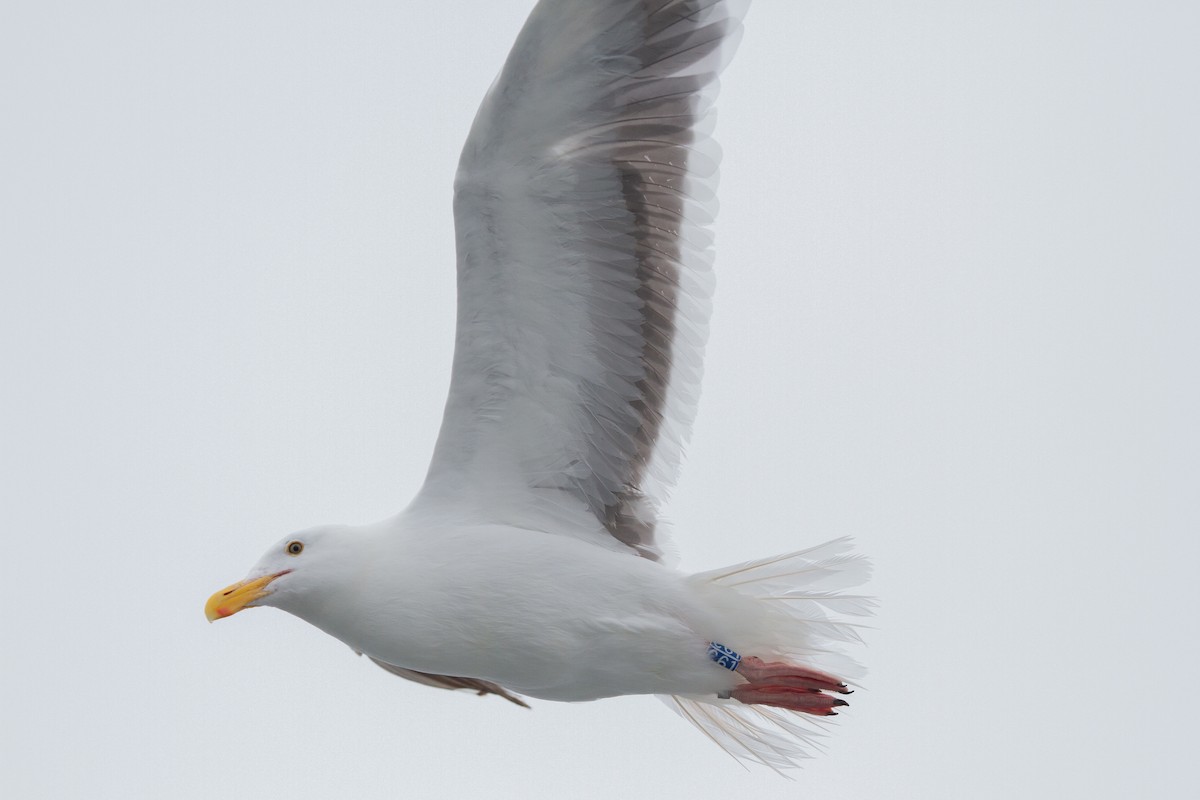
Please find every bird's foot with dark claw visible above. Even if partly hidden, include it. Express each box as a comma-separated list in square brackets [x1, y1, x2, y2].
[730, 683, 849, 715]
[736, 655, 852, 694]
[730, 656, 852, 716]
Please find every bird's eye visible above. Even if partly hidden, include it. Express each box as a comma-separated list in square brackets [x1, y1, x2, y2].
[286, 541, 304, 556]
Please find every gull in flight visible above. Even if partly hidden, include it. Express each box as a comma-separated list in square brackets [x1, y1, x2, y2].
[206, 0, 871, 771]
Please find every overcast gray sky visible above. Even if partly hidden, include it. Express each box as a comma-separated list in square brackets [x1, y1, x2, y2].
[3, 1, 1198, 798]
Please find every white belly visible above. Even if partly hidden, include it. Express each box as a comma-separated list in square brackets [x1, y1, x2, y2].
[298, 525, 740, 701]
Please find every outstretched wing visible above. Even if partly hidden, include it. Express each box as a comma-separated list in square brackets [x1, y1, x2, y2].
[417, 0, 748, 561]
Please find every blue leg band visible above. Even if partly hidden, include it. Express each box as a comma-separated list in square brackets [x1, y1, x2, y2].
[707, 641, 742, 671]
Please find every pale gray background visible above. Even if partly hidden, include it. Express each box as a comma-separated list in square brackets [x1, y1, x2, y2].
[3, 1, 1197, 798]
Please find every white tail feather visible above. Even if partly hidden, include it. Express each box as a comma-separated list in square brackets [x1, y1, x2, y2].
[660, 537, 872, 770]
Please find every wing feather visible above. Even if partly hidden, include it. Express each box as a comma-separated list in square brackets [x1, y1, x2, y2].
[418, 0, 748, 560]
[369, 657, 530, 708]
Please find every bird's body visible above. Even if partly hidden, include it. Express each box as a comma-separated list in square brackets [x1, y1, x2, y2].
[270, 518, 739, 701]
[207, 0, 871, 770]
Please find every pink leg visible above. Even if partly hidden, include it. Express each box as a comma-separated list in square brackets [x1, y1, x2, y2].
[730, 656, 852, 716]
[730, 684, 848, 716]
[736, 656, 851, 694]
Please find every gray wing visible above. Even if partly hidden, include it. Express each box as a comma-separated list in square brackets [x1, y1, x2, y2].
[369, 657, 530, 708]
[417, 0, 748, 561]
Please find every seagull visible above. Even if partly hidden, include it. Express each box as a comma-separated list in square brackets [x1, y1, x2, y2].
[206, 0, 871, 770]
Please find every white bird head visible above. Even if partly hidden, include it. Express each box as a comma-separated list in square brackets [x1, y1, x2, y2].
[205, 525, 358, 622]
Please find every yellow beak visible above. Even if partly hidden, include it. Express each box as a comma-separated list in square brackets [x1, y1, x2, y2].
[205, 571, 289, 622]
